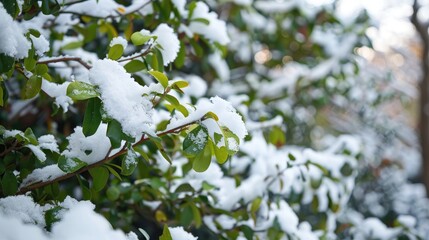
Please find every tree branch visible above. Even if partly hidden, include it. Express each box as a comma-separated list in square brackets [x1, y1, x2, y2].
[38, 56, 92, 69]
[17, 120, 198, 195]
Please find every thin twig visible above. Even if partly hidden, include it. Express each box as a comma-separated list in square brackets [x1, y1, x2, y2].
[117, 43, 154, 62]
[38, 57, 92, 69]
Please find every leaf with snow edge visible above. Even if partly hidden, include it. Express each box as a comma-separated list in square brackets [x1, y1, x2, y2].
[58, 156, 87, 173]
[124, 60, 146, 73]
[213, 143, 228, 164]
[192, 142, 212, 172]
[130, 32, 152, 46]
[83, 97, 102, 137]
[175, 183, 195, 193]
[89, 167, 109, 192]
[183, 125, 209, 155]
[107, 119, 123, 149]
[66, 81, 98, 101]
[152, 24, 180, 66]
[45, 206, 62, 230]
[121, 148, 138, 176]
[160, 225, 172, 240]
[1, 171, 18, 196]
[108, 44, 124, 60]
[221, 127, 240, 155]
[148, 70, 169, 88]
[22, 75, 42, 99]
[138, 228, 150, 240]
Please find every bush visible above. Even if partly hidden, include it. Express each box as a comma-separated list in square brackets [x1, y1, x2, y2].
[0, 0, 428, 239]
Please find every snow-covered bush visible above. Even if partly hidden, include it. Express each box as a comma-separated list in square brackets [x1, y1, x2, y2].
[0, 0, 427, 239]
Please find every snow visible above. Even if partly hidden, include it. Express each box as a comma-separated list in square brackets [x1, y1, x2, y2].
[62, 124, 111, 164]
[166, 96, 247, 144]
[65, 0, 123, 18]
[89, 59, 155, 137]
[0, 196, 137, 240]
[188, 2, 230, 45]
[0, 3, 31, 59]
[38, 135, 59, 152]
[208, 52, 230, 81]
[0, 215, 47, 240]
[51, 204, 128, 240]
[27, 145, 47, 162]
[179, 75, 207, 98]
[352, 218, 401, 239]
[30, 35, 50, 56]
[152, 24, 180, 66]
[110, 36, 128, 49]
[20, 165, 65, 189]
[0, 195, 47, 227]
[41, 80, 72, 112]
[168, 226, 198, 240]
[171, 0, 187, 16]
[398, 215, 417, 228]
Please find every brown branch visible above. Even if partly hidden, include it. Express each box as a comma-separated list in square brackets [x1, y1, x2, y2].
[38, 57, 92, 69]
[17, 120, 198, 195]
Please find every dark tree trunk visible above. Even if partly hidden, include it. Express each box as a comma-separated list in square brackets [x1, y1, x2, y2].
[411, 0, 429, 195]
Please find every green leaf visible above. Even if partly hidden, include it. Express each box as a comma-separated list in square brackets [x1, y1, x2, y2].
[83, 98, 102, 137]
[130, 32, 152, 46]
[45, 206, 62, 230]
[121, 149, 138, 176]
[164, 94, 189, 116]
[222, 127, 240, 155]
[214, 145, 228, 164]
[340, 162, 353, 177]
[58, 156, 87, 173]
[191, 18, 210, 25]
[41, 0, 51, 14]
[35, 64, 48, 75]
[250, 197, 262, 223]
[0, 54, 14, 74]
[183, 125, 209, 155]
[1, 171, 18, 196]
[22, 75, 42, 99]
[124, 60, 146, 73]
[89, 167, 109, 192]
[108, 44, 124, 60]
[61, 41, 83, 50]
[24, 128, 38, 145]
[107, 119, 122, 149]
[180, 205, 193, 226]
[24, 48, 36, 71]
[174, 42, 186, 68]
[288, 153, 296, 161]
[159, 224, 172, 238]
[172, 80, 189, 89]
[174, 183, 195, 193]
[66, 81, 98, 101]
[148, 70, 168, 88]
[192, 143, 212, 172]
[28, 29, 41, 38]
[106, 165, 122, 181]
[190, 202, 202, 228]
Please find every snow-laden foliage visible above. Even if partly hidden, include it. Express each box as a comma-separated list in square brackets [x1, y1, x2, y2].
[0, 0, 427, 240]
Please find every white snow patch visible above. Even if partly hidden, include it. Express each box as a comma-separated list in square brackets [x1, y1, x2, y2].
[0, 3, 31, 58]
[89, 59, 154, 137]
[168, 226, 198, 240]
